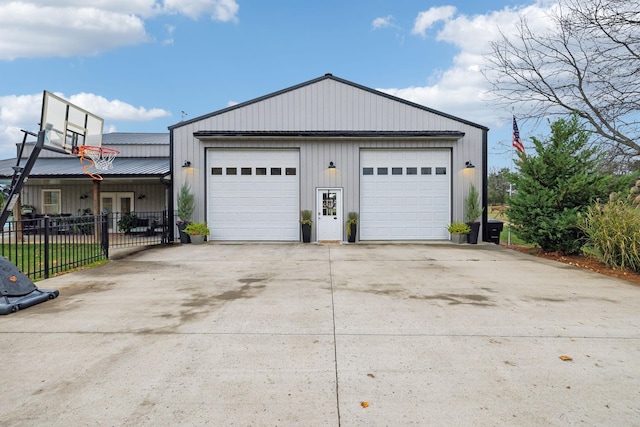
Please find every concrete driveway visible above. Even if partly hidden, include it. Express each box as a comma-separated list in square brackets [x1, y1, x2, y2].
[1, 243, 638, 426]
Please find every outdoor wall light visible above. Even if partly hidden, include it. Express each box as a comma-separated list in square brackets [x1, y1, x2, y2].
[182, 160, 192, 168]
[328, 161, 336, 169]
[465, 161, 475, 169]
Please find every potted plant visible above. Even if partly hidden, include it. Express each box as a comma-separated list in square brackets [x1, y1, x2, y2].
[117, 212, 137, 234]
[300, 210, 313, 243]
[465, 183, 483, 244]
[448, 222, 471, 244]
[176, 183, 195, 243]
[21, 204, 35, 215]
[183, 221, 210, 245]
[346, 211, 358, 243]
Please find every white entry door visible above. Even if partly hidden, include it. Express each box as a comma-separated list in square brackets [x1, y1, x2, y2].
[101, 192, 134, 232]
[316, 188, 343, 242]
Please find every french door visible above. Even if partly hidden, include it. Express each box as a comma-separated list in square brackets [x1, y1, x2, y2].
[100, 192, 134, 232]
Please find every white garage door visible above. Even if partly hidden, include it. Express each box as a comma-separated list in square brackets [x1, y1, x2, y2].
[360, 150, 451, 240]
[207, 149, 299, 240]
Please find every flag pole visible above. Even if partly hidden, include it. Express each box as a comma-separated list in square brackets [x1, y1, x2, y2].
[508, 107, 515, 246]
[508, 110, 526, 246]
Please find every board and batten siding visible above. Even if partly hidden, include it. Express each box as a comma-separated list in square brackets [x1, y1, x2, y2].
[19, 180, 167, 215]
[171, 75, 487, 233]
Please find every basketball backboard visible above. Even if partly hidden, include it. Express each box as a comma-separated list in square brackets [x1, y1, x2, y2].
[40, 91, 103, 155]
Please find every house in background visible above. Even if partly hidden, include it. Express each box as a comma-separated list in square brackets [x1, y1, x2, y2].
[169, 73, 489, 243]
[0, 132, 170, 230]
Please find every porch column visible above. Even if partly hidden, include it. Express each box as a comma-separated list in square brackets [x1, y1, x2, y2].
[93, 179, 100, 239]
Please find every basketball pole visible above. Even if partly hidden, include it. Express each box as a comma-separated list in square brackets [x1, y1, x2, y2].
[0, 130, 46, 227]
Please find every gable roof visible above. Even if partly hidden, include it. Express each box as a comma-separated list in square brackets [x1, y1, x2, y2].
[169, 73, 489, 132]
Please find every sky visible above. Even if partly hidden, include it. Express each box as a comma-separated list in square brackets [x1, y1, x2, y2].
[0, 0, 558, 169]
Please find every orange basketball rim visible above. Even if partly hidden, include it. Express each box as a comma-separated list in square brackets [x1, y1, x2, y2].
[75, 145, 120, 181]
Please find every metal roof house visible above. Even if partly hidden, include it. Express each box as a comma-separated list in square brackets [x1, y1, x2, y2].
[169, 74, 489, 243]
[0, 132, 170, 223]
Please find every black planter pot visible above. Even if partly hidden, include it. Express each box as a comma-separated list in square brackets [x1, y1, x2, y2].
[177, 222, 191, 244]
[466, 222, 481, 244]
[347, 223, 357, 243]
[301, 223, 311, 243]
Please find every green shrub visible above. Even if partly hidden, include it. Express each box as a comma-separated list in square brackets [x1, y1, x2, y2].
[448, 222, 471, 235]
[465, 184, 482, 223]
[177, 183, 195, 223]
[506, 114, 629, 255]
[184, 221, 210, 236]
[580, 197, 640, 272]
[346, 212, 358, 236]
[118, 212, 137, 233]
[300, 210, 313, 226]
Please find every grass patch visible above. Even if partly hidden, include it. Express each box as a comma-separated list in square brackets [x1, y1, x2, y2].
[0, 243, 106, 280]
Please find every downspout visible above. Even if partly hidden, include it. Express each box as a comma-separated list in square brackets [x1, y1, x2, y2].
[168, 128, 175, 242]
[481, 128, 489, 242]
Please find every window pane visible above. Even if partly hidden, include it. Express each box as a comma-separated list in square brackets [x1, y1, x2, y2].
[286, 168, 297, 176]
[42, 190, 61, 215]
[363, 167, 373, 175]
[211, 167, 222, 175]
[421, 167, 432, 175]
[241, 168, 252, 175]
[436, 167, 447, 175]
[226, 167, 237, 175]
[377, 167, 388, 175]
[407, 167, 417, 175]
[256, 168, 267, 175]
[392, 167, 403, 175]
[271, 168, 282, 175]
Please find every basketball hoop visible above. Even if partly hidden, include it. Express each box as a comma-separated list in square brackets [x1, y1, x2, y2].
[76, 145, 119, 180]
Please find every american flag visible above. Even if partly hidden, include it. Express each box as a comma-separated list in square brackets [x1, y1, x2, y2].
[512, 116, 525, 154]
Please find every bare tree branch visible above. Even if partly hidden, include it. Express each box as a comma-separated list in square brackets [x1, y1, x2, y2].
[483, 0, 640, 169]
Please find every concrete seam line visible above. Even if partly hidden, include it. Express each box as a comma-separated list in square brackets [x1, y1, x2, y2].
[328, 245, 341, 426]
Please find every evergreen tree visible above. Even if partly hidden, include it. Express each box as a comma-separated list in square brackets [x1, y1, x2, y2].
[507, 115, 621, 254]
[488, 167, 510, 205]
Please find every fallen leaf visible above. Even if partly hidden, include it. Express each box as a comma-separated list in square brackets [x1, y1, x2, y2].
[9, 276, 17, 282]
[559, 355, 573, 361]
[361, 401, 369, 408]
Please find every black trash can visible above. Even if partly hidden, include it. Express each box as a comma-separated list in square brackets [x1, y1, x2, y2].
[487, 219, 504, 245]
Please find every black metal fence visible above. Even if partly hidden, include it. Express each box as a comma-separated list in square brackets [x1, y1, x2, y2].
[107, 211, 169, 248]
[0, 211, 169, 280]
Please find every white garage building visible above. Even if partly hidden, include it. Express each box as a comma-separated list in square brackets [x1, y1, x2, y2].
[169, 74, 488, 243]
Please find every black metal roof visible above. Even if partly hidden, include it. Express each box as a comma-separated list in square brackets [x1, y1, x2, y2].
[102, 132, 169, 145]
[0, 157, 169, 179]
[193, 130, 466, 139]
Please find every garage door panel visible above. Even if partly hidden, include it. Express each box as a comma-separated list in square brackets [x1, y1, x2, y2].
[208, 150, 299, 241]
[360, 150, 451, 240]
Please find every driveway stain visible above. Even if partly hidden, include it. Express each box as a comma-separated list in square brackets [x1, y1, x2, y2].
[238, 278, 266, 285]
[215, 283, 267, 301]
[410, 293, 494, 306]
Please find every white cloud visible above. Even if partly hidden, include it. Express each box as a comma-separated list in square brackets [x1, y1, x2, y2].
[0, 0, 239, 60]
[0, 92, 170, 159]
[371, 15, 394, 30]
[163, 0, 239, 22]
[411, 6, 457, 37]
[67, 93, 171, 121]
[379, 2, 554, 131]
[162, 24, 176, 45]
